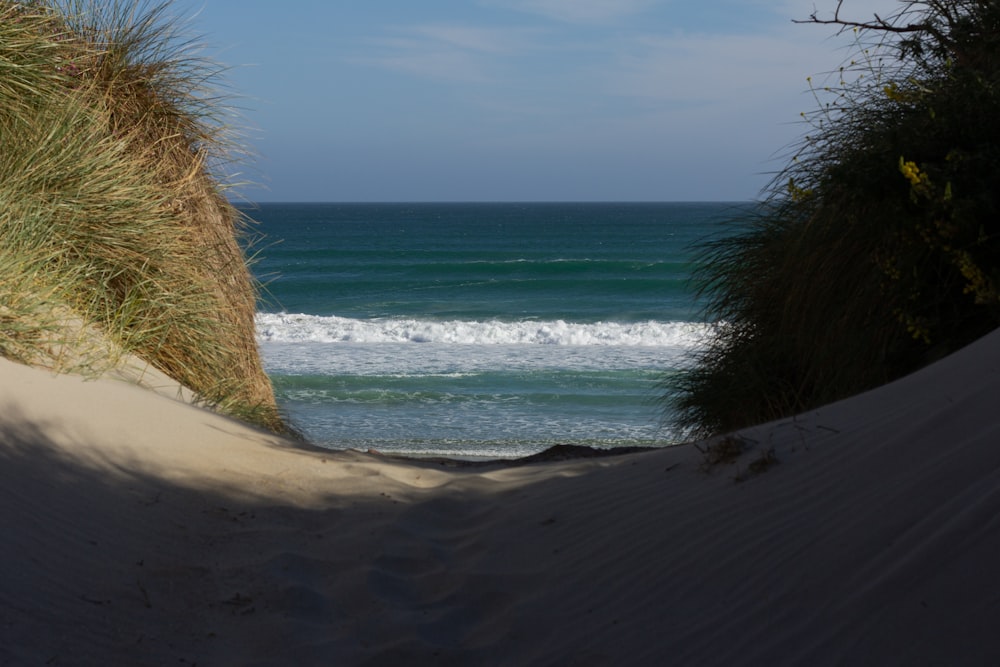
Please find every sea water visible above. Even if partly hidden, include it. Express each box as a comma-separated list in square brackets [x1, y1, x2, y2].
[246, 202, 740, 458]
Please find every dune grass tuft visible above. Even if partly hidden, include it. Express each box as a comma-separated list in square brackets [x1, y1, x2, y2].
[674, 0, 1000, 437]
[0, 0, 285, 432]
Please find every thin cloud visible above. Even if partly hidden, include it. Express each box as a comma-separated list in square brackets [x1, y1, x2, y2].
[603, 31, 830, 103]
[353, 23, 542, 84]
[484, 0, 659, 23]
[362, 50, 490, 84]
[407, 24, 541, 53]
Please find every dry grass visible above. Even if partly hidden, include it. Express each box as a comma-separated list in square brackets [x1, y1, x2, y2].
[695, 435, 749, 469]
[0, 1, 284, 431]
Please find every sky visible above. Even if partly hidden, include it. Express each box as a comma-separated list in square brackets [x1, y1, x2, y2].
[170, 0, 900, 202]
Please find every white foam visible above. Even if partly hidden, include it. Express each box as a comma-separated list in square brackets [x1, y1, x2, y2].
[256, 313, 710, 347]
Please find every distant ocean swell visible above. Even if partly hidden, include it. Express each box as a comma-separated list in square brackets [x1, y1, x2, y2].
[246, 201, 736, 456]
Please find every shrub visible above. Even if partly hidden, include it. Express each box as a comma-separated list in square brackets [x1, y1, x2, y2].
[674, 0, 1000, 436]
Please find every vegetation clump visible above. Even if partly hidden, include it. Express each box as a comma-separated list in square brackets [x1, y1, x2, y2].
[0, 0, 284, 431]
[674, 0, 1000, 437]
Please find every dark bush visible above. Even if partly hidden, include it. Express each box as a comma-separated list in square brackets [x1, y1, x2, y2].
[675, 0, 1000, 436]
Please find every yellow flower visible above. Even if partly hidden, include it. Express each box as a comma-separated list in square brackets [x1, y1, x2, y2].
[787, 177, 813, 202]
[899, 157, 927, 188]
[883, 82, 904, 102]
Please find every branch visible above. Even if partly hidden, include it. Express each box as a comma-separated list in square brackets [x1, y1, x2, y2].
[793, 0, 951, 48]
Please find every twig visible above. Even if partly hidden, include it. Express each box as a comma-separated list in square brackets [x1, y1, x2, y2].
[136, 579, 152, 608]
[792, 0, 952, 52]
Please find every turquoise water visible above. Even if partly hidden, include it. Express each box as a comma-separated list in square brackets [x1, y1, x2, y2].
[246, 202, 739, 458]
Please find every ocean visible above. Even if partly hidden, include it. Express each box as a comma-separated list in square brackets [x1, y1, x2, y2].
[245, 202, 739, 459]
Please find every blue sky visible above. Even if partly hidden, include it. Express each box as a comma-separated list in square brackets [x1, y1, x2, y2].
[173, 0, 898, 202]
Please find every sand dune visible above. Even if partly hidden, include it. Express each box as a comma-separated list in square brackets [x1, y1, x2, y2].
[2, 329, 1000, 665]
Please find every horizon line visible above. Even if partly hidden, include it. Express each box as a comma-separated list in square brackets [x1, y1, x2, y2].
[232, 199, 754, 205]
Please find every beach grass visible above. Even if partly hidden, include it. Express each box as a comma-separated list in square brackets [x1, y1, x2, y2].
[0, 1, 284, 431]
[673, 0, 1000, 436]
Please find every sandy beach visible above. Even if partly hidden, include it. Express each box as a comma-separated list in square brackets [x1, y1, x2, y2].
[3, 329, 1000, 665]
